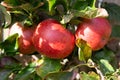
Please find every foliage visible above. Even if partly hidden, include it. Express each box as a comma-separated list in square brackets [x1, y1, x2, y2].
[0, 0, 120, 80]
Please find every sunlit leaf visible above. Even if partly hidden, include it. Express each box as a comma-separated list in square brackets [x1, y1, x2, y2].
[76, 39, 92, 61]
[61, 7, 108, 24]
[61, 0, 102, 24]
[80, 71, 100, 80]
[99, 59, 115, 75]
[48, 0, 56, 12]
[36, 57, 62, 79]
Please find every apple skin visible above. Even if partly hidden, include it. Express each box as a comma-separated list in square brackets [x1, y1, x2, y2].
[32, 19, 75, 59]
[75, 17, 112, 51]
[9, 22, 36, 54]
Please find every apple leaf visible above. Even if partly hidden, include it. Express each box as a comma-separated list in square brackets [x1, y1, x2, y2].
[36, 57, 62, 79]
[92, 49, 116, 75]
[76, 39, 92, 62]
[44, 71, 74, 80]
[32, 73, 42, 80]
[48, 0, 56, 12]
[72, 7, 108, 19]
[71, 0, 96, 11]
[14, 61, 36, 80]
[80, 71, 100, 80]
[61, 0, 108, 24]
[48, 0, 67, 15]
[0, 69, 13, 80]
[0, 7, 5, 27]
[0, 4, 11, 28]
[61, 7, 108, 24]
[0, 33, 19, 55]
[93, 49, 115, 62]
[99, 59, 115, 75]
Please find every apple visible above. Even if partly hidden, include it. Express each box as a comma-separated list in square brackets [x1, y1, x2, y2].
[32, 19, 75, 59]
[75, 17, 112, 51]
[9, 22, 36, 54]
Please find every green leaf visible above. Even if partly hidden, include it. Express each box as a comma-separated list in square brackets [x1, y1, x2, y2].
[48, 0, 56, 12]
[48, 0, 67, 15]
[86, 0, 96, 8]
[14, 61, 36, 80]
[0, 33, 19, 55]
[0, 7, 5, 27]
[80, 71, 100, 80]
[32, 73, 42, 80]
[99, 59, 115, 75]
[0, 69, 13, 80]
[0, 4, 11, 28]
[71, 0, 96, 10]
[36, 57, 62, 79]
[93, 49, 116, 75]
[93, 49, 115, 62]
[76, 39, 92, 61]
[61, 7, 108, 24]
[73, 7, 108, 18]
[44, 71, 74, 80]
[10, 10, 29, 22]
[61, 0, 107, 24]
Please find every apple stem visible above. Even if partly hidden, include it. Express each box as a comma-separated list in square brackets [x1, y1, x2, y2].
[98, 0, 103, 8]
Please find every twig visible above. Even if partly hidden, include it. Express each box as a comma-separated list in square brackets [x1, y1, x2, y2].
[88, 59, 105, 80]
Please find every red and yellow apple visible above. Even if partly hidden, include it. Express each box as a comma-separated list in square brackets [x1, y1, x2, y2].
[75, 17, 112, 51]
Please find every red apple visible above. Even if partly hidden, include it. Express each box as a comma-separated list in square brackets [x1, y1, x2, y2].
[9, 22, 36, 54]
[32, 19, 75, 59]
[75, 17, 112, 51]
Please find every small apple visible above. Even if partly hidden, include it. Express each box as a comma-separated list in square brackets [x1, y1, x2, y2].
[75, 17, 112, 51]
[32, 19, 75, 59]
[9, 22, 36, 54]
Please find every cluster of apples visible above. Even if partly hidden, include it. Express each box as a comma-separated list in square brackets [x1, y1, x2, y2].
[9, 17, 111, 59]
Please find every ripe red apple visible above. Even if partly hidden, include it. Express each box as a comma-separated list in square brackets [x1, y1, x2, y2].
[9, 22, 36, 54]
[75, 17, 112, 51]
[32, 19, 75, 59]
